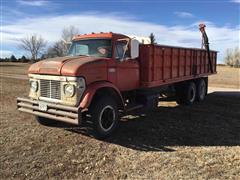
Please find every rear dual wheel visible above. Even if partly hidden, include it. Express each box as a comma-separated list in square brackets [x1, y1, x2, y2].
[196, 79, 207, 102]
[176, 79, 207, 105]
[176, 82, 196, 105]
[182, 82, 197, 105]
[186, 82, 197, 105]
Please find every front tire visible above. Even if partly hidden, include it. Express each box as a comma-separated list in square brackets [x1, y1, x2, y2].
[89, 97, 119, 139]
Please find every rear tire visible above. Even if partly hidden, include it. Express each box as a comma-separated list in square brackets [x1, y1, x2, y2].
[175, 84, 184, 105]
[196, 78, 207, 102]
[36, 116, 59, 126]
[88, 97, 119, 139]
[176, 81, 196, 105]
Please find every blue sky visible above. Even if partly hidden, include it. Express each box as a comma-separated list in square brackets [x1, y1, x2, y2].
[1, 0, 240, 62]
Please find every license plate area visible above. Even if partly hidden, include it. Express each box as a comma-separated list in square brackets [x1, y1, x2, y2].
[39, 101, 48, 111]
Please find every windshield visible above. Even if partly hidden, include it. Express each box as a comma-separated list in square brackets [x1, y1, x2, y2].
[67, 39, 112, 58]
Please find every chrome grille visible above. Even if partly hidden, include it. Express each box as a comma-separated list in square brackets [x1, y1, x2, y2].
[40, 79, 61, 100]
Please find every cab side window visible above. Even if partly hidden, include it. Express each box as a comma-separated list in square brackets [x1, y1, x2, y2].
[115, 41, 130, 60]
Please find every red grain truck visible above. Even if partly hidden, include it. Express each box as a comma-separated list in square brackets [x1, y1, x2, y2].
[17, 24, 217, 138]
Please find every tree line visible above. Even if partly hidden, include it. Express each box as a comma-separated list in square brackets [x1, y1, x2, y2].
[0, 55, 29, 62]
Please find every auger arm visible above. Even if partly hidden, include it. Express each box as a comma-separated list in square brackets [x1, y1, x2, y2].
[199, 24, 214, 73]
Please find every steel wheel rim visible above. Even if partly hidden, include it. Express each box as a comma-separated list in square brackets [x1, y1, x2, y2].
[99, 105, 115, 132]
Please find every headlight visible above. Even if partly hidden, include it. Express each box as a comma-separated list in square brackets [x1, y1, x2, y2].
[30, 81, 38, 92]
[64, 84, 75, 97]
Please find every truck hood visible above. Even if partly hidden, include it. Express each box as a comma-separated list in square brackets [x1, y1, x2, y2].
[28, 56, 106, 76]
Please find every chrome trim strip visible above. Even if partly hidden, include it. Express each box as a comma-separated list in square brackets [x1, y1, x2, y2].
[39, 97, 61, 103]
[29, 74, 78, 82]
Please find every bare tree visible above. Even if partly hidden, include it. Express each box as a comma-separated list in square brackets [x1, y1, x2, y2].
[49, 26, 79, 57]
[19, 35, 47, 61]
[224, 47, 240, 68]
[46, 42, 65, 58]
[62, 25, 79, 42]
[52, 40, 66, 57]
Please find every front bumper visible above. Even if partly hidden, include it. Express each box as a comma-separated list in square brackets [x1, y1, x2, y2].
[17, 97, 81, 125]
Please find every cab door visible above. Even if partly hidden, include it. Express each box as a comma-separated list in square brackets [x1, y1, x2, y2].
[114, 40, 140, 91]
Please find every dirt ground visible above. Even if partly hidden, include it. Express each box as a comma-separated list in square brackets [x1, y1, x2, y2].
[0, 63, 240, 179]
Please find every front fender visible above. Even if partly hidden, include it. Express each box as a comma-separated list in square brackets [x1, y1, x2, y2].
[79, 81, 124, 109]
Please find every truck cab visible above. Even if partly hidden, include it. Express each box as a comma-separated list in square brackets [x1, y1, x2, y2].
[17, 32, 142, 138]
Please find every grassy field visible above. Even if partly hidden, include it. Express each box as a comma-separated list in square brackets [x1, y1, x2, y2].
[209, 66, 240, 89]
[0, 63, 240, 179]
[0, 62, 30, 75]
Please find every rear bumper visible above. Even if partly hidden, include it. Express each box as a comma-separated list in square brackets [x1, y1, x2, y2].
[17, 97, 81, 125]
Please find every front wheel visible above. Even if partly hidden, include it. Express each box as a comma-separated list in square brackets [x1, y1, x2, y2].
[89, 97, 119, 139]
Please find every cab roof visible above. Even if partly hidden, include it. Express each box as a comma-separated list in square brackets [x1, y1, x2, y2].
[72, 32, 129, 41]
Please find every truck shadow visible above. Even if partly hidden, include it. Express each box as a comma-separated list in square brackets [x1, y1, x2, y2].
[67, 91, 240, 152]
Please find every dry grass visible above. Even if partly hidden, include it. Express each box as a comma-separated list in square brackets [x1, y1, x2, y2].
[209, 66, 240, 89]
[0, 62, 30, 75]
[0, 63, 240, 179]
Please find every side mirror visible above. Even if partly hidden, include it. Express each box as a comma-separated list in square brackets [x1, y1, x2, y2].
[131, 39, 139, 59]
